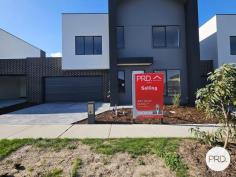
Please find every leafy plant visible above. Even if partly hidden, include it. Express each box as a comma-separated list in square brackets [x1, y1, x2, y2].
[195, 64, 236, 149]
[190, 127, 224, 146]
[172, 94, 181, 107]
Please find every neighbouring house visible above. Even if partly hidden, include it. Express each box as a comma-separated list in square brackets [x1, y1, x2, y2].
[200, 14, 236, 69]
[0, 0, 202, 106]
[0, 28, 45, 59]
[0, 28, 45, 101]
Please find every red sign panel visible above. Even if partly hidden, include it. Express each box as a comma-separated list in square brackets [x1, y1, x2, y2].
[133, 73, 164, 119]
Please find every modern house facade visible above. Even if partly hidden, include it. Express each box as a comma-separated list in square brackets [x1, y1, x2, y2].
[200, 14, 236, 69]
[0, 28, 45, 101]
[62, 0, 200, 105]
[0, 0, 201, 106]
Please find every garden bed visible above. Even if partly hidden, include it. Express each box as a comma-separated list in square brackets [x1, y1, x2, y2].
[79, 106, 219, 124]
[179, 139, 236, 177]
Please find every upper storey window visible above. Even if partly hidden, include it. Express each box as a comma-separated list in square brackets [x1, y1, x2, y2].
[230, 36, 236, 55]
[116, 26, 125, 49]
[75, 36, 102, 55]
[153, 26, 180, 48]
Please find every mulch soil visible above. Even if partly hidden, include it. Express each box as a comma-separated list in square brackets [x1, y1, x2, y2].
[179, 139, 236, 177]
[91, 106, 219, 124]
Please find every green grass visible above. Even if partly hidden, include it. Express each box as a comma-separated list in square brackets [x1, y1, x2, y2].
[71, 157, 82, 177]
[0, 139, 33, 160]
[82, 138, 189, 177]
[33, 138, 75, 151]
[0, 138, 189, 177]
[0, 138, 76, 160]
[43, 168, 63, 177]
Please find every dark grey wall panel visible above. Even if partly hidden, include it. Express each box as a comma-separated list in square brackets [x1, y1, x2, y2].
[185, 0, 201, 105]
[45, 77, 103, 102]
[0, 59, 26, 75]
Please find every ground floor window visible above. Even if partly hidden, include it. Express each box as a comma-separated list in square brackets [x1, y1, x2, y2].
[154, 69, 181, 96]
[167, 70, 181, 96]
[118, 71, 125, 93]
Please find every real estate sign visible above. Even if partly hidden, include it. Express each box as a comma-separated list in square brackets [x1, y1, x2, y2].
[133, 73, 164, 119]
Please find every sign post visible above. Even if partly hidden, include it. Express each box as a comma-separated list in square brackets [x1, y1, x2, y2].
[133, 73, 164, 120]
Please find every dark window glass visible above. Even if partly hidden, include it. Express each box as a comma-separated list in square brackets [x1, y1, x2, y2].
[75, 36, 102, 55]
[167, 70, 181, 96]
[166, 26, 180, 48]
[153, 26, 166, 48]
[84, 36, 93, 55]
[118, 71, 125, 93]
[230, 36, 236, 55]
[75, 36, 84, 55]
[116, 26, 124, 49]
[94, 36, 102, 54]
[154, 70, 167, 95]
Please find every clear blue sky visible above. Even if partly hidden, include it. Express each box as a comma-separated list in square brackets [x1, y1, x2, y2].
[0, 0, 236, 56]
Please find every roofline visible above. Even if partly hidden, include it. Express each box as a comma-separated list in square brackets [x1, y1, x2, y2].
[216, 14, 236, 16]
[62, 13, 108, 15]
[0, 27, 46, 53]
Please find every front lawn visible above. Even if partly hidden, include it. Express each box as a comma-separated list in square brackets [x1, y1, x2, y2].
[0, 138, 235, 177]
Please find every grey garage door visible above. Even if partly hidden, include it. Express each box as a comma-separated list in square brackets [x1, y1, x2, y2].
[44, 77, 103, 102]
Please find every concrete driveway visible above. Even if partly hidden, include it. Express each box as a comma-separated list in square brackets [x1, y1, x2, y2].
[0, 102, 110, 125]
[0, 99, 26, 109]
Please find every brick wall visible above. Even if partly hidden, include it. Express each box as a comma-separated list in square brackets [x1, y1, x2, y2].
[0, 58, 109, 103]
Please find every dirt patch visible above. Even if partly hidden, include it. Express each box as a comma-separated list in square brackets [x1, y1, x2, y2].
[179, 140, 236, 177]
[0, 142, 175, 177]
[93, 106, 218, 124]
[0, 143, 80, 177]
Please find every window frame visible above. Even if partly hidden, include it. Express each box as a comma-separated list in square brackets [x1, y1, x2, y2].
[152, 25, 180, 49]
[116, 26, 125, 49]
[153, 69, 181, 97]
[230, 36, 236, 55]
[118, 70, 126, 93]
[75, 36, 102, 55]
[167, 69, 181, 96]
[93, 36, 103, 55]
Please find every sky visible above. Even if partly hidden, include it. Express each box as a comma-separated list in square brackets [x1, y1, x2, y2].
[0, 0, 236, 56]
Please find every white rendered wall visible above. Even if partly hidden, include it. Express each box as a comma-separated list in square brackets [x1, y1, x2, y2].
[0, 29, 42, 59]
[199, 16, 218, 68]
[62, 14, 110, 70]
[216, 15, 236, 66]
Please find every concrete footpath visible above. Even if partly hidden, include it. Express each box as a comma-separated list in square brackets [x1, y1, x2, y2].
[0, 124, 222, 139]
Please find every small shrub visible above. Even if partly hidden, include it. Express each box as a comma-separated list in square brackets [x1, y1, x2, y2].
[196, 64, 236, 149]
[172, 94, 181, 107]
[190, 127, 224, 146]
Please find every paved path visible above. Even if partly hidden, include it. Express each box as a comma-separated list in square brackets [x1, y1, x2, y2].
[0, 124, 222, 139]
[0, 102, 110, 125]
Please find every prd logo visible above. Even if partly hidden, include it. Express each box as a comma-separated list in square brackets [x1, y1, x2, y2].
[206, 147, 230, 172]
[137, 75, 162, 82]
